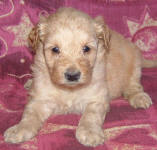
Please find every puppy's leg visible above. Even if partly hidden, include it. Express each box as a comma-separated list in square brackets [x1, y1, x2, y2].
[123, 65, 152, 109]
[76, 100, 109, 147]
[4, 99, 55, 143]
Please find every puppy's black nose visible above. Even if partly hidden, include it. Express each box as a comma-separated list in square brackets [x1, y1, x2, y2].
[64, 71, 81, 82]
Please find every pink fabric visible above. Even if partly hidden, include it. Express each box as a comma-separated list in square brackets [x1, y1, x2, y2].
[0, 0, 157, 150]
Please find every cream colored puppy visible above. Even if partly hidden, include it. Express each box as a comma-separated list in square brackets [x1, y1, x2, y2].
[4, 7, 156, 147]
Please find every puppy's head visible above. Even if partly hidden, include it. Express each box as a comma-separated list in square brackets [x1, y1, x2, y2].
[28, 7, 110, 90]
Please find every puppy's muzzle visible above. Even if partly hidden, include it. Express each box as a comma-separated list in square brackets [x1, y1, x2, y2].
[64, 69, 81, 82]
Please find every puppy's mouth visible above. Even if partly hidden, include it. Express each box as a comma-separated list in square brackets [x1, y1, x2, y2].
[64, 81, 80, 87]
[52, 74, 90, 90]
[60, 72, 88, 89]
[50, 68, 91, 90]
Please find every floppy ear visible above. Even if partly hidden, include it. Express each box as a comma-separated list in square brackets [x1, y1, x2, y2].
[94, 16, 111, 51]
[28, 25, 40, 53]
[28, 16, 48, 53]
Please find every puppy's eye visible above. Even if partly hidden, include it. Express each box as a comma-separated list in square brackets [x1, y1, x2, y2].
[52, 47, 60, 53]
[83, 46, 90, 53]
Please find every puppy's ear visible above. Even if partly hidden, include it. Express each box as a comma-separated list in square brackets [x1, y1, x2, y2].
[94, 16, 111, 51]
[28, 16, 48, 53]
[28, 25, 40, 53]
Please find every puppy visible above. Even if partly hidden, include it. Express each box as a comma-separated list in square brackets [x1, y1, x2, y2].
[4, 7, 157, 147]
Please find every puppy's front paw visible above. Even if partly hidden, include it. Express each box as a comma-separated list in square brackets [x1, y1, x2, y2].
[129, 92, 152, 109]
[4, 124, 37, 143]
[76, 125, 105, 147]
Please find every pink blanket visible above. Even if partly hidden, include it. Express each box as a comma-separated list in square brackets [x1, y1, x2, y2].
[0, 0, 157, 150]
